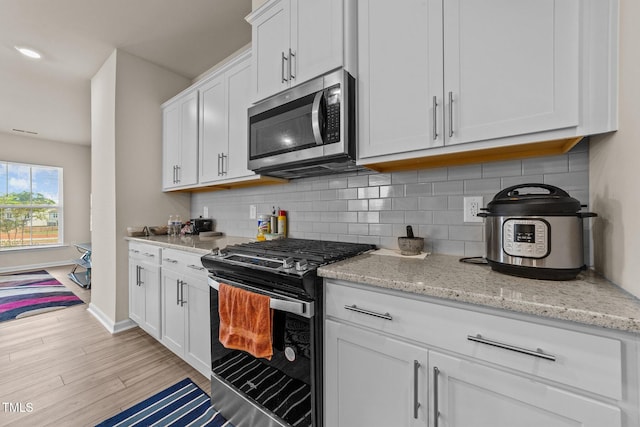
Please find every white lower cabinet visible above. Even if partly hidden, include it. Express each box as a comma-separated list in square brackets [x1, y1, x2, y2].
[430, 351, 620, 427]
[325, 319, 428, 426]
[161, 249, 211, 377]
[128, 242, 161, 339]
[324, 280, 632, 427]
[128, 242, 211, 378]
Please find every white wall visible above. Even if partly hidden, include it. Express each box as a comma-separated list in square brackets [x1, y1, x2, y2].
[0, 132, 90, 272]
[590, 0, 640, 298]
[90, 49, 191, 329]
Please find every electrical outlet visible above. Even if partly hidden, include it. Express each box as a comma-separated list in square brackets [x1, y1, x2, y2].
[249, 205, 257, 219]
[463, 196, 484, 223]
[203, 206, 209, 218]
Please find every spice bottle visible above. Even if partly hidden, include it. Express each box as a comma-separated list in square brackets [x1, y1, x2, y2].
[277, 209, 287, 236]
[270, 206, 278, 235]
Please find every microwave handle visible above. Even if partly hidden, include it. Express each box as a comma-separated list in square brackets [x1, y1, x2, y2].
[311, 90, 324, 145]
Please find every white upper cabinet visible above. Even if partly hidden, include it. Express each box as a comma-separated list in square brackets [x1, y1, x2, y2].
[358, 0, 618, 164]
[443, 0, 579, 146]
[247, 0, 351, 103]
[357, 0, 444, 158]
[162, 90, 198, 190]
[199, 51, 255, 183]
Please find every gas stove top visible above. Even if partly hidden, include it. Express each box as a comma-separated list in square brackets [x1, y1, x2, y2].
[202, 238, 375, 278]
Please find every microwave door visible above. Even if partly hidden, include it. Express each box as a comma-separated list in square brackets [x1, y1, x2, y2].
[311, 91, 325, 146]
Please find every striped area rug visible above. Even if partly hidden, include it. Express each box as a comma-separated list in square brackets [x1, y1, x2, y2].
[96, 378, 233, 427]
[0, 270, 84, 322]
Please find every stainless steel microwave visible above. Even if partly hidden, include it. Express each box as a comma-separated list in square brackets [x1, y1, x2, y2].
[248, 68, 357, 179]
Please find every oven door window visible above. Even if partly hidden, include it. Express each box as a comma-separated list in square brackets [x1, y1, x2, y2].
[211, 290, 313, 426]
[249, 93, 324, 159]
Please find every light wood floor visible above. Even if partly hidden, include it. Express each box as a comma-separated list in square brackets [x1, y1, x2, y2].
[0, 266, 210, 427]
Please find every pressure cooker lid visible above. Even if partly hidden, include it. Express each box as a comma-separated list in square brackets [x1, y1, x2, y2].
[484, 183, 582, 215]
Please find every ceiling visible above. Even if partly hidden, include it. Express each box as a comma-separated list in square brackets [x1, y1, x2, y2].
[0, 0, 253, 146]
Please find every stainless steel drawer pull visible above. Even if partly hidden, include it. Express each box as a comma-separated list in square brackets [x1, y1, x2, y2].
[163, 258, 178, 264]
[467, 334, 556, 362]
[142, 252, 155, 258]
[413, 360, 421, 419]
[187, 264, 206, 271]
[344, 304, 392, 321]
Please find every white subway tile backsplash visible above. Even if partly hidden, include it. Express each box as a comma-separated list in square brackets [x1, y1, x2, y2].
[433, 180, 463, 195]
[192, 150, 590, 258]
[448, 164, 482, 180]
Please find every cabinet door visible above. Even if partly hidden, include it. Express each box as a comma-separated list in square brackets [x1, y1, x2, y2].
[325, 319, 429, 427]
[161, 269, 185, 355]
[291, 0, 343, 86]
[128, 260, 144, 326]
[443, 0, 580, 145]
[251, 0, 290, 102]
[162, 101, 182, 189]
[225, 58, 255, 180]
[141, 263, 161, 339]
[183, 279, 212, 377]
[358, 0, 444, 159]
[199, 74, 227, 183]
[162, 91, 199, 189]
[430, 352, 621, 427]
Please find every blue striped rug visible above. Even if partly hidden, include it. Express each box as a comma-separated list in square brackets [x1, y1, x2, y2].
[97, 378, 233, 427]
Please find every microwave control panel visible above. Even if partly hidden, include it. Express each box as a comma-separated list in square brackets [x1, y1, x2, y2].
[502, 218, 550, 259]
[325, 85, 341, 143]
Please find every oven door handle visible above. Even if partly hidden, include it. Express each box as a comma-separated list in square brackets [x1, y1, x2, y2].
[208, 276, 314, 318]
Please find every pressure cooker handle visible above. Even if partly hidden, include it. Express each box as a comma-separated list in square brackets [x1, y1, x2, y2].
[493, 183, 570, 200]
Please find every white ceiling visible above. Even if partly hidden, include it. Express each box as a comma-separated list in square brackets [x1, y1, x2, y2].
[0, 0, 252, 146]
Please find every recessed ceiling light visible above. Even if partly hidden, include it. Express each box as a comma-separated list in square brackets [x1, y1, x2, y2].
[15, 46, 42, 59]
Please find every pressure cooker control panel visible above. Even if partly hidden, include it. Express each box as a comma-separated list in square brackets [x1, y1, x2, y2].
[502, 218, 550, 259]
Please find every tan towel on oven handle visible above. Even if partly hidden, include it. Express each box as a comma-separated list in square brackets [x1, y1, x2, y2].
[218, 282, 274, 360]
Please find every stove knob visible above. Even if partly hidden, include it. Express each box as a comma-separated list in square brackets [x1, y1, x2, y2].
[295, 259, 309, 272]
[283, 257, 295, 269]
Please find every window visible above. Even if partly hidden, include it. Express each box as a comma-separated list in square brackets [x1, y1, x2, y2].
[0, 161, 63, 249]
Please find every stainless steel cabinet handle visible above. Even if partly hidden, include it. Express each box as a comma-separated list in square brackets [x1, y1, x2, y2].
[142, 252, 155, 258]
[135, 265, 140, 286]
[448, 91, 454, 138]
[343, 304, 393, 321]
[281, 52, 288, 83]
[289, 48, 295, 80]
[180, 280, 186, 306]
[187, 264, 205, 271]
[162, 258, 178, 264]
[130, 249, 140, 254]
[221, 153, 227, 175]
[176, 165, 181, 183]
[413, 360, 421, 419]
[172, 165, 176, 184]
[217, 154, 221, 176]
[467, 334, 557, 362]
[433, 366, 440, 427]
[176, 279, 181, 305]
[432, 96, 438, 140]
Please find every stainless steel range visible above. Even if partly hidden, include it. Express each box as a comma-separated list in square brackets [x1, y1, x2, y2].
[201, 238, 375, 427]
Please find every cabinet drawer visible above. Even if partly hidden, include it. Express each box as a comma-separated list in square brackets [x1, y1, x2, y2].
[129, 242, 161, 264]
[162, 249, 209, 277]
[325, 280, 622, 399]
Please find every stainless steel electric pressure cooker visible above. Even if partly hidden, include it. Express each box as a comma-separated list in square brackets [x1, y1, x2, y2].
[478, 183, 596, 280]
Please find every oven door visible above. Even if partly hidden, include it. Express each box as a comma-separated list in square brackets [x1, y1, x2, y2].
[209, 275, 318, 427]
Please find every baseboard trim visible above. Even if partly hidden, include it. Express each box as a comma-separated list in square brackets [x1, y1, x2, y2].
[87, 303, 137, 334]
[0, 259, 75, 274]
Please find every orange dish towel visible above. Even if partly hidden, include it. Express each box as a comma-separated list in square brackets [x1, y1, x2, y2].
[218, 283, 274, 360]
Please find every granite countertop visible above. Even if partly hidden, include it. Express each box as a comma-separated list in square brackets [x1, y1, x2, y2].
[125, 234, 253, 255]
[318, 252, 640, 334]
